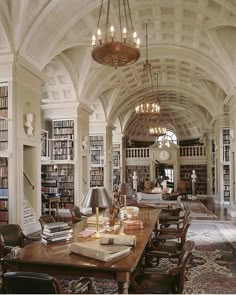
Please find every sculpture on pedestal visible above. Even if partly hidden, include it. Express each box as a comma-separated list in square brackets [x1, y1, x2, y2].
[132, 171, 138, 191]
[191, 170, 197, 196]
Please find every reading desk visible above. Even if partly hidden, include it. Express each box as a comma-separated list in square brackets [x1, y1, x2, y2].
[1, 208, 161, 294]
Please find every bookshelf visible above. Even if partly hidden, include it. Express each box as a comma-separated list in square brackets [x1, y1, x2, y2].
[113, 144, 120, 185]
[89, 135, 104, 187]
[0, 157, 8, 224]
[211, 139, 215, 195]
[180, 164, 207, 195]
[126, 165, 150, 186]
[222, 128, 230, 202]
[223, 165, 230, 202]
[52, 119, 74, 160]
[223, 128, 230, 162]
[41, 164, 74, 210]
[0, 85, 8, 152]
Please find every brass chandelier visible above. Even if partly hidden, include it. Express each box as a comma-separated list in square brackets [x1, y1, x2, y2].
[91, 0, 140, 68]
[135, 24, 160, 117]
[149, 126, 166, 137]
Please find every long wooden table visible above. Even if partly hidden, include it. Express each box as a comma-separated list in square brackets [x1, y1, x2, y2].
[1, 208, 161, 294]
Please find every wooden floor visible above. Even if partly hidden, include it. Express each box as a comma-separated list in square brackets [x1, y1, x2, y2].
[199, 197, 233, 222]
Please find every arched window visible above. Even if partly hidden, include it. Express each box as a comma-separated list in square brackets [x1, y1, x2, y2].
[157, 130, 177, 145]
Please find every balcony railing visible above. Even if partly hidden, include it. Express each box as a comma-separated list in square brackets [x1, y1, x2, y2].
[126, 146, 206, 159]
[179, 146, 206, 157]
[126, 148, 150, 158]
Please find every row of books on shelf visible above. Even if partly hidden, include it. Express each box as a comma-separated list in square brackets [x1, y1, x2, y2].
[0, 131, 8, 141]
[0, 120, 7, 129]
[41, 222, 73, 245]
[58, 176, 74, 182]
[53, 120, 74, 128]
[0, 96, 8, 108]
[0, 211, 8, 221]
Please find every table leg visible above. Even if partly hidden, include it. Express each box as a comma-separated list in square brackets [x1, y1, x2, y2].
[117, 281, 129, 294]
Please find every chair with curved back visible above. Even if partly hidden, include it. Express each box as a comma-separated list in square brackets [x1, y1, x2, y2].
[130, 240, 195, 294]
[69, 205, 86, 224]
[2, 271, 93, 294]
[0, 224, 39, 258]
[144, 221, 191, 267]
[38, 214, 56, 230]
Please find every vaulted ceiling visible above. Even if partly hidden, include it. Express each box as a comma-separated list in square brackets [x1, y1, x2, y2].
[1, 0, 236, 141]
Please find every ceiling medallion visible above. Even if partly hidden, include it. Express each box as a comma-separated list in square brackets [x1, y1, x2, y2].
[91, 0, 140, 68]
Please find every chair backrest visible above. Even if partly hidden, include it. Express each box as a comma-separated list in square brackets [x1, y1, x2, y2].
[38, 215, 56, 230]
[3, 271, 63, 294]
[69, 205, 82, 220]
[174, 240, 194, 293]
[178, 181, 188, 194]
[0, 224, 25, 249]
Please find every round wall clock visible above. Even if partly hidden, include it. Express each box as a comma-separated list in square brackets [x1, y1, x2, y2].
[159, 150, 170, 161]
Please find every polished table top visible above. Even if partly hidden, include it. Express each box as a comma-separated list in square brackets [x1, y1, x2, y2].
[1, 207, 161, 294]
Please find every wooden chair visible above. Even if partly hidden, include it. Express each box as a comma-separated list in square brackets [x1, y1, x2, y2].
[130, 240, 194, 294]
[69, 205, 86, 224]
[0, 224, 39, 258]
[144, 221, 191, 267]
[177, 180, 188, 199]
[2, 271, 93, 294]
[38, 215, 56, 230]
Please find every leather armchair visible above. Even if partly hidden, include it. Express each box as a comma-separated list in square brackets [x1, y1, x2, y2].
[2, 271, 93, 294]
[0, 224, 39, 258]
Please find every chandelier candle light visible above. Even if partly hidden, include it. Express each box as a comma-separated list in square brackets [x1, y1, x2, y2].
[92, 0, 140, 68]
[135, 23, 160, 116]
[149, 126, 166, 137]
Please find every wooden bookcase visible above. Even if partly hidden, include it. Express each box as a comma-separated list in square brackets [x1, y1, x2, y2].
[113, 144, 120, 186]
[222, 128, 230, 202]
[180, 164, 207, 195]
[0, 85, 8, 152]
[52, 119, 74, 160]
[126, 165, 150, 186]
[0, 157, 8, 224]
[41, 163, 74, 210]
[89, 135, 104, 187]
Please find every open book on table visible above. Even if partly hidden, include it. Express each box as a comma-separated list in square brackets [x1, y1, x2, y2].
[69, 240, 131, 262]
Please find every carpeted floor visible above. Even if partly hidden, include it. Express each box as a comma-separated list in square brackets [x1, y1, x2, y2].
[62, 221, 236, 294]
[183, 221, 236, 294]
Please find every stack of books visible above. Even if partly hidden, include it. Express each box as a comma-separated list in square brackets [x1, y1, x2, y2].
[41, 222, 73, 245]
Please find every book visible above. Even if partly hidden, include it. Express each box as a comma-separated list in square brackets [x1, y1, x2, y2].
[44, 222, 68, 229]
[43, 226, 72, 234]
[41, 237, 71, 245]
[69, 240, 131, 262]
[86, 216, 108, 225]
[99, 234, 136, 246]
[41, 233, 72, 241]
[123, 220, 143, 230]
[42, 228, 73, 237]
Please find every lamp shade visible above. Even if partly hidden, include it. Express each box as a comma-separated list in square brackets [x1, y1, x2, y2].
[119, 182, 134, 197]
[81, 187, 112, 212]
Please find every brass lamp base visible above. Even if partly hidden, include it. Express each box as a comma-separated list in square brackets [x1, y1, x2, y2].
[92, 41, 140, 68]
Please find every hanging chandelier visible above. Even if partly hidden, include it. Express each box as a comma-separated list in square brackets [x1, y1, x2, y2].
[91, 0, 140, 68]
[135, 24, 160, 116]
[149, 126, 166, 137]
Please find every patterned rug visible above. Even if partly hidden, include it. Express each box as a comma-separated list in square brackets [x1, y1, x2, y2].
[181, 199, 217, 220]
[62, 221, 236, 294]
[183, 221, 236, 294]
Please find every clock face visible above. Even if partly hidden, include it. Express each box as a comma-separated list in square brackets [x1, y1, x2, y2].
[160, 150, 170, 161]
